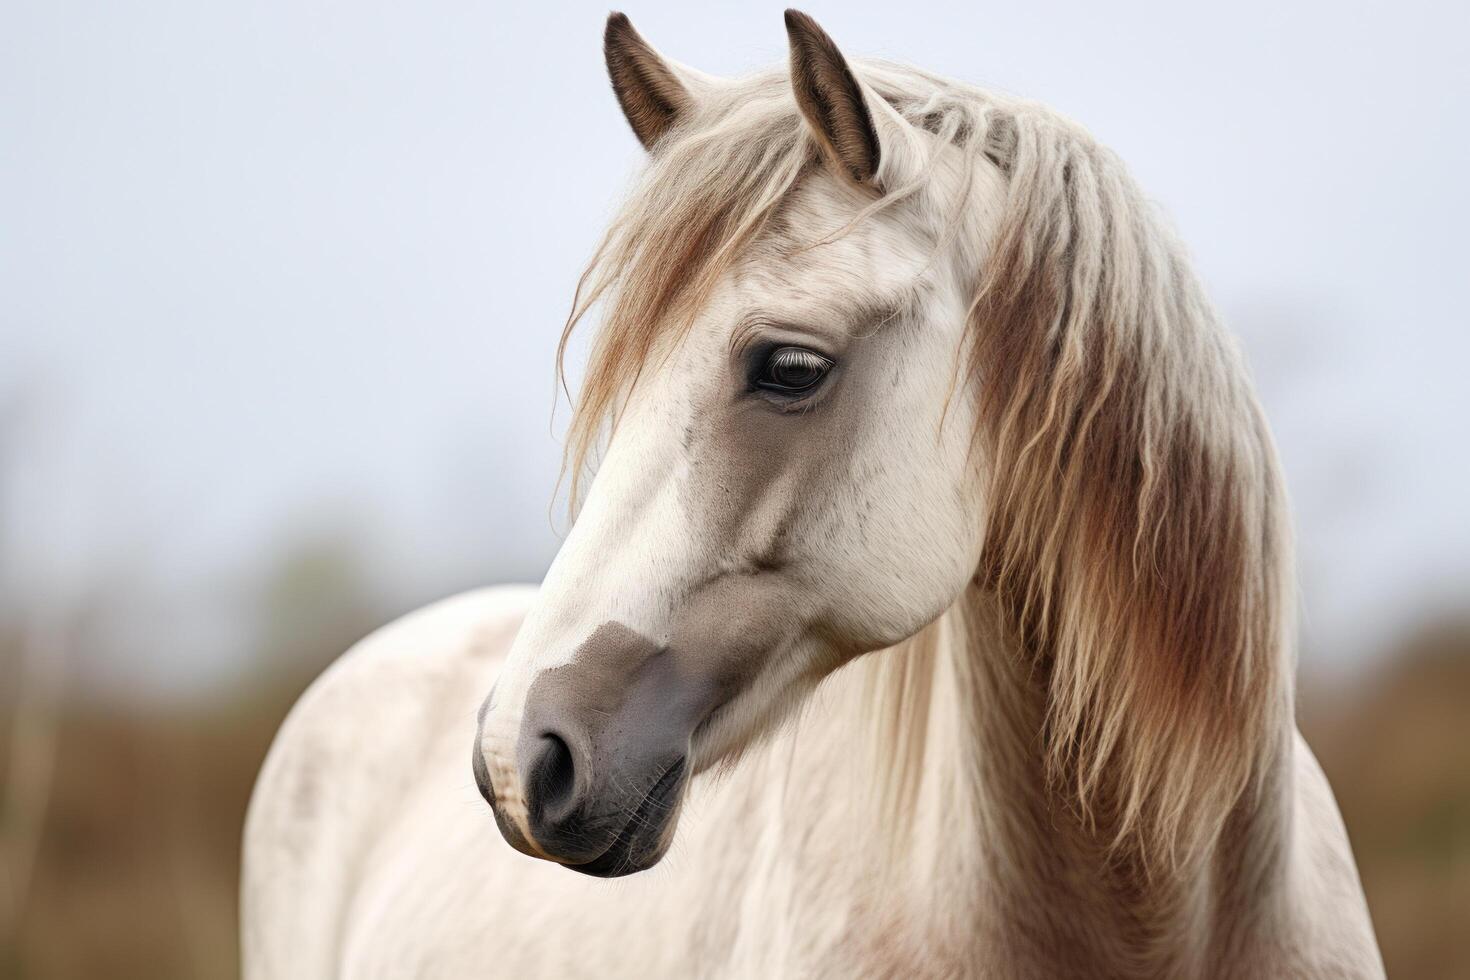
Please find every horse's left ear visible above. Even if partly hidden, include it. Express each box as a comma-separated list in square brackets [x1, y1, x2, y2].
[604, 13, 695, 150]
[784, 10, 911, 189]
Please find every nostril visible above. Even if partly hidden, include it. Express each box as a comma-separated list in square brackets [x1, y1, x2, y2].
[531, 732, 577, 813]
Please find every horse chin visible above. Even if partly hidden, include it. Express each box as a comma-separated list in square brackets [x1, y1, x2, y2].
[561, 759, 688, 878]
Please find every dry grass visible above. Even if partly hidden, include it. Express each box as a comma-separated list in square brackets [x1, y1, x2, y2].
[2, 694, 293, 979]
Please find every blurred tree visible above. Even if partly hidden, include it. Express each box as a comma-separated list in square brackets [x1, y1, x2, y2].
[249, 529, 384, 692]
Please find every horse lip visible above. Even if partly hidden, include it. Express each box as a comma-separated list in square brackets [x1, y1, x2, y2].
[563, 759, 687, 878]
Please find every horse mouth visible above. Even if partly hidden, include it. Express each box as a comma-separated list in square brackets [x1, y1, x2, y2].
[563, 759, 687, 878]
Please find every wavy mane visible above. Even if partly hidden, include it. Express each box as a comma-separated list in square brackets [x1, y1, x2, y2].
[559, 62, 1292, 868]
[963, 100, 1293, 866]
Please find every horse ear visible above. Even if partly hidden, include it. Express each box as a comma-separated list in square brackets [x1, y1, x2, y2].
[604, 13, 693, 150]
[783, 10, 882, 186]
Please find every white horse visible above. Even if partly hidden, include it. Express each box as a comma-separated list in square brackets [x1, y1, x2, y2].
[243, 11, 1383, 977]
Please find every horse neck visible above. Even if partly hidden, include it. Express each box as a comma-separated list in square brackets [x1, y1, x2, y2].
[841, 582, 1297, 974]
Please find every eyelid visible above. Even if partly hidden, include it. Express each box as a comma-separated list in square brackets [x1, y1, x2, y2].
[729, 317, 841, 363]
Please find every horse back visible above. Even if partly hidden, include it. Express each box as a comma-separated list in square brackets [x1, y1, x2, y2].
[240, 585, 535, 979]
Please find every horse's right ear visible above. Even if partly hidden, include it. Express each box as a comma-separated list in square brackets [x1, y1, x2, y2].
[604, 13, 693, 150]
[782, 10, 921, 191]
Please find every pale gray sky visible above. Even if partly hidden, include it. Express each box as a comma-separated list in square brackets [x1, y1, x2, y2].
[3, 1, 1467, 696]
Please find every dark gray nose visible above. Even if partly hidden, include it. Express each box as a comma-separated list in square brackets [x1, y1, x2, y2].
[469, 684, 608, 865]
[517, 721, 622, 864]
[509, 698, 691, 875]
[523, 731, 584, 837]
[528, 732, 577, 809]
[477, 620, 719, 876]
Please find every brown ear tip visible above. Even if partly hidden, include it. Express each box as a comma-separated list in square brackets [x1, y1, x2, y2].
[783, 9, 809, 31]
[605, 11, 632, 39]
[783, 10, 831, 51]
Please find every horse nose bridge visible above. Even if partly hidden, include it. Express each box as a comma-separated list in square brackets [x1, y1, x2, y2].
[532, 432, 705, 615]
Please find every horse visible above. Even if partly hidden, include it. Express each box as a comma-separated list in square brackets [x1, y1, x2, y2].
[242, 11, 1384, 977]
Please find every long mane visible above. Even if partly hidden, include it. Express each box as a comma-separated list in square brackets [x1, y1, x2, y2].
[966, 94, 1293, 866]
[560, 62, 1292, 868]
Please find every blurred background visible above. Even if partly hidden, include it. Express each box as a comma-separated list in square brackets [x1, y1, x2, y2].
[2, 1, 1466, 976]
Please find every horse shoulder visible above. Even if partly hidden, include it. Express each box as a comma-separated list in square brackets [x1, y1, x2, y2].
[1283, 729, 1386, 979]
[240, 584, 536, 980]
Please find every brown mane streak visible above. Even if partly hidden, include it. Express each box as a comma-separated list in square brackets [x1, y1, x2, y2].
[969, 119, 1290, 869]
[557, 83, 811, 508]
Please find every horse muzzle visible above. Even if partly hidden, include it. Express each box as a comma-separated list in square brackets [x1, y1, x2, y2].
[474, 621, 717, 877]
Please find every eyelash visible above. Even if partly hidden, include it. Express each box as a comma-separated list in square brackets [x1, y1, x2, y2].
[751, 345, 835, 396]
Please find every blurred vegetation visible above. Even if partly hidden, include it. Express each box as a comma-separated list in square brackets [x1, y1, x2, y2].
[0, 538, 385, 980]
[1301, 617, 1470, 979]
[1, 578, 1466, 977]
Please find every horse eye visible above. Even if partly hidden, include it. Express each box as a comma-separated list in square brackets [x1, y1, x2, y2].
[755, 346, 833, 394]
